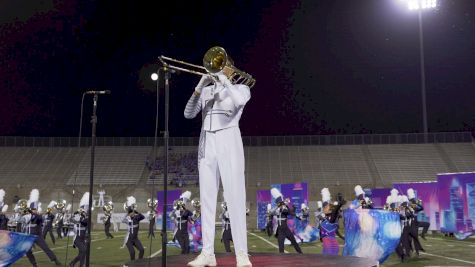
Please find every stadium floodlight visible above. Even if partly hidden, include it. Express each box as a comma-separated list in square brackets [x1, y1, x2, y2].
[397, 0, 438, 143]
[402, 0, 437, 10]
[151, 72, 159, 81]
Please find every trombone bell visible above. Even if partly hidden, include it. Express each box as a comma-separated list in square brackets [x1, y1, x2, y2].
[159, 46, 255, 88]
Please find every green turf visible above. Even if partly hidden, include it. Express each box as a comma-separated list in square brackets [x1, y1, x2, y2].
[13, 231, 475, 266]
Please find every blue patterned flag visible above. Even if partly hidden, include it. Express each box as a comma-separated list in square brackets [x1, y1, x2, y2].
[0, 230, 37, 267]
[343, 209, 401, 264]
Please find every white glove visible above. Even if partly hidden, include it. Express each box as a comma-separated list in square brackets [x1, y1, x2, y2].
[217, 74, 232, 87]
[195, 75, 213, 93]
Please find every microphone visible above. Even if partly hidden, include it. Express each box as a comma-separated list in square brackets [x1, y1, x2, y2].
[85, 90, 111, 95]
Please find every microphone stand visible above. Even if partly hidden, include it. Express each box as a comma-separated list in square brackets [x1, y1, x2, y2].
[160, 64, 170, 267]
[86, 94, 99, 267]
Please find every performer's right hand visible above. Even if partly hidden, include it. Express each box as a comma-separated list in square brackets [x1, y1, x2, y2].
[195, 75, 213, 94]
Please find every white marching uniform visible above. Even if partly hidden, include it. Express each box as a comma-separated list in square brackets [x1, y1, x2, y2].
[184, 75, 250, 255]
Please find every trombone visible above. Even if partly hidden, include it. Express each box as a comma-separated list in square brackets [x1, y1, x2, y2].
[159, 46, 256, 88]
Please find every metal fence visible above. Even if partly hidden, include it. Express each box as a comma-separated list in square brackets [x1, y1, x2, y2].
[0, 132, 472, 147]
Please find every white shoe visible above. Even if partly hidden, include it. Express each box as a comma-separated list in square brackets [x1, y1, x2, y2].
[187, 251, 217, 267]
[236, 251, 252, 267]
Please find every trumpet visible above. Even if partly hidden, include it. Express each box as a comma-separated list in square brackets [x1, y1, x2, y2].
[17, 199, 29, 214]
[159, 46, 256, 88]
[191, 198, 201, 221]
[103, 201, 114, 217]
[54, 200, 66, 212]
[147, 198, 158, 210]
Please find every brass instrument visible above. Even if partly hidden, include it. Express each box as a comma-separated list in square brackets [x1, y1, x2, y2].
[147, 198, 157, 220]
[173, 199, 185, 211]
[147, 198, 158, 210]
[54, 199, 66, 213]
[191, 198, 201, 221]
[103, 201, 114, 217]
[17, 199, 29, 214]
[159, 46, 256, 88]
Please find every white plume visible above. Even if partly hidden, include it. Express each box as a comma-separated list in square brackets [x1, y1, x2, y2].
[180, 191, 192, 202]
[48, 201, 57, 208]
[2, 205, 8, 213]
[407, 188, 415, 199]
[266, 203, 272, 211]
[80, 192, 90, 208]
[66, 204, 72, 211]
[0, 189, 5, 203]
[354, 185, 364, 196]
[386, 195, 392, 204]
[126, 196, 136, 207]
[28, 189, 40, 204]
[390, 188, 399, 196]
[301, 203, 307, 209]
[270, 188, 282, 199]
[321, 188, 331, 203]
[38, 203, 42, 213]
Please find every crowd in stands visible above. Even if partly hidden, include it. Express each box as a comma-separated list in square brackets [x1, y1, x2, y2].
[146, 151, 199, 186]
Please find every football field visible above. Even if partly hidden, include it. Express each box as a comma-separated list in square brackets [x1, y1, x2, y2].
[14, 231, 475, 266]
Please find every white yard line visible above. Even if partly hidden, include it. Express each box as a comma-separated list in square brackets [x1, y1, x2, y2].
[150, 249, 162, 258]
[33, 234, 127, 254]
[247, 232, 288, 253]
[421, 252, 475, 265]
[426, 237, 473, 244]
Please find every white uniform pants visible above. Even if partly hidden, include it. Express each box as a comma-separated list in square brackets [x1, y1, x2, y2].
[199, 126, 248, 254]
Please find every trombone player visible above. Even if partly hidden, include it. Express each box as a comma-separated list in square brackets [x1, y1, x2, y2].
[182, 47, 252, 267]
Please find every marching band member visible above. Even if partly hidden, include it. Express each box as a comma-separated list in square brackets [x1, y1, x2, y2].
[270, 188, 302, 254]
[314, 201, 323, 229]
[170, 191, 193, 254]
[350, 185, 373, 209]
[265, 203, 273, 237]
[103, 201, 114, 239]
[185, 50, 252, 266]
[399, 194, 424, 258]
[385, 189, 406, 262]
[123, 196, 145, 261]
[22, 189, 61, 266]
[43, 201, 57, 245]
[53, 200, 67, 239]
[146, 198, 158, 239]
[407, 188, 430, 240]
[0, 189, 9, 230]
[69, 193, 89, 267]
[220, 202, 233, 253]
[318, 188, 344, 255]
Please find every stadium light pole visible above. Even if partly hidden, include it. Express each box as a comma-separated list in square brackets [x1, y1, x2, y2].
[400, 0, 437, 142]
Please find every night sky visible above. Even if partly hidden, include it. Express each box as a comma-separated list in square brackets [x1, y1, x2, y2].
[1, 0, 474, 137]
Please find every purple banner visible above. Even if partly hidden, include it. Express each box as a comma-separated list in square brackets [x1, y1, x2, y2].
[437, 172, 475, 239]
[370, 188, 391, 209]
[393, 181, 439, 230]
[156, 189, 182, 230]
[256, 190, 272, 229]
